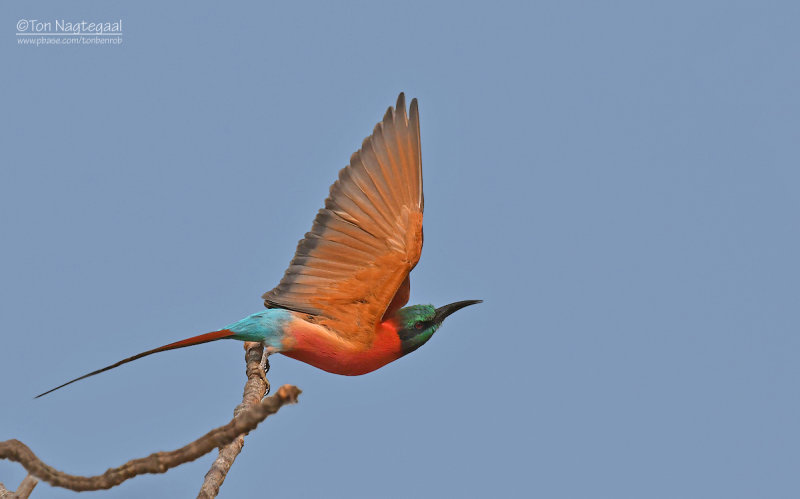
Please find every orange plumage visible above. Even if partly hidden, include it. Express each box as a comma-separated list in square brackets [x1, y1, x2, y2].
[262, 93, 425, 371]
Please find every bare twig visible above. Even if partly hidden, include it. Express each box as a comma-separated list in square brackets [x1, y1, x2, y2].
[0, 364, 300, 492]
[0, 474, 38, 498]
[197, 342, 270, 498]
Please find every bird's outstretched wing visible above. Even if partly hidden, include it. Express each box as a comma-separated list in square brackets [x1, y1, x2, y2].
[262, 93, 423, 344]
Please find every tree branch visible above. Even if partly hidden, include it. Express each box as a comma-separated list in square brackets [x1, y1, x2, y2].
[197, 342, 271, 498]
[0, 474, 38, 498]
[0, 343, 300, 493]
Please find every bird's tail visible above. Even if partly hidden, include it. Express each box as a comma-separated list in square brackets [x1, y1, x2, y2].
[35, 329, 236, 398]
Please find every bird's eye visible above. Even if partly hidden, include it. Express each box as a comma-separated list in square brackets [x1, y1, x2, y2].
[414, 322, 424, 330]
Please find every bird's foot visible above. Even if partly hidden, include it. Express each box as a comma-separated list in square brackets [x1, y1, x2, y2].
[260, 348, 271, 396]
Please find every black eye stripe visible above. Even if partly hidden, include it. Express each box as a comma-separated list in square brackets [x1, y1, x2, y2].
[397, 320, 433, 342]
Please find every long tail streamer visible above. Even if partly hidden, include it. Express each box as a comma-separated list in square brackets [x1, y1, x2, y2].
[35, 329, 234, 398]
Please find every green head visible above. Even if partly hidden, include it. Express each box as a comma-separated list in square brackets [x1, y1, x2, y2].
[393, 300, 482, 355]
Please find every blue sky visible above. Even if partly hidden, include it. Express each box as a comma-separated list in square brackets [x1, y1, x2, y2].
[1, 1, 799, 497]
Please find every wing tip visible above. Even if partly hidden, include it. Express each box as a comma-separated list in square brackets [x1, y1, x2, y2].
[385, 92, 417, 127]
[396, 92, 406, 113]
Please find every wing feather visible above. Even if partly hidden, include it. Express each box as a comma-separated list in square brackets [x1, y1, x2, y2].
[263, 94, 423, 343]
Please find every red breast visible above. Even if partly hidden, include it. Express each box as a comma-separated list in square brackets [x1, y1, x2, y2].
[281, 315, 403, 375]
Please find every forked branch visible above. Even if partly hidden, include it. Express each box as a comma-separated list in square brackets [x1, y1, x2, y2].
[198, 342, 273, 497]
[0, 474, 38, 498]
[0, 342, 300, 494]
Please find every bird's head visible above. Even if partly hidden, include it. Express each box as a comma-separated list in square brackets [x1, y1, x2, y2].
[392, 300, 482, 355]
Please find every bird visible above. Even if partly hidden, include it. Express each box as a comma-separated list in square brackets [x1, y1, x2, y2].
[36, 93, 481, 398]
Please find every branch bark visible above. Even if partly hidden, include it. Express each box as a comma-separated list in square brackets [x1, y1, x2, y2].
[0, 343, 300, 494]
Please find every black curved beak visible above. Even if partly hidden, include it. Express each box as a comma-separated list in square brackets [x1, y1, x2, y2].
[434, 300, 482, 324]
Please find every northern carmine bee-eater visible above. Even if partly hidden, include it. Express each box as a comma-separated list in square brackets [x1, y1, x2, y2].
[37, 93, 481, 398]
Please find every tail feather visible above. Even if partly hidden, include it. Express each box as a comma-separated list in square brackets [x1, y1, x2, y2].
[35, 329, 235, 398]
